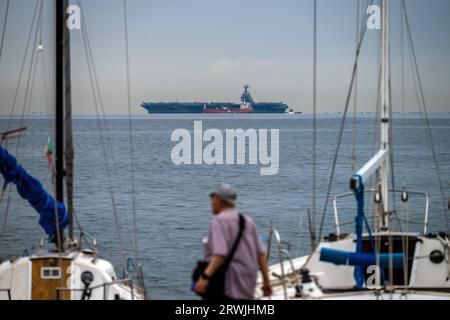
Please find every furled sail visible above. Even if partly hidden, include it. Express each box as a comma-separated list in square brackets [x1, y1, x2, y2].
[0, 146, 70, 239]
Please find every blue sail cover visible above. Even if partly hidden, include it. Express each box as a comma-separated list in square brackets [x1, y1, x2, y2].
[320, 247, 404, 269]
[0, 146, 70, 237]
[353, 174, 366, 288]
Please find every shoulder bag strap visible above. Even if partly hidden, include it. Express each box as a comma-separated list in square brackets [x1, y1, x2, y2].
[222, 213, 246, 270]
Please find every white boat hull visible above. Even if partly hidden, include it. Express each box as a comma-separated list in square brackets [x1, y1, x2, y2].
[255, 232, 450, 300]
[0, 250, 144, 300]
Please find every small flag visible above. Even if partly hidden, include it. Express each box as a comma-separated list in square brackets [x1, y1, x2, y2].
[44, 137, 54, 168]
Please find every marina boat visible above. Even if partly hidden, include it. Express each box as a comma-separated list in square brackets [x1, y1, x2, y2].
[0, 0, 146, 300]
[255, 0, 450, 300]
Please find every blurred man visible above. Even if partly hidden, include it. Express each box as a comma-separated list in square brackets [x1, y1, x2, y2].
[195, 184, 272, 300]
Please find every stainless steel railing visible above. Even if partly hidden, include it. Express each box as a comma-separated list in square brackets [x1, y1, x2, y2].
[332, 189, 429, 235]
[266, 228, 301, 300]
[56, 278, 141, 300]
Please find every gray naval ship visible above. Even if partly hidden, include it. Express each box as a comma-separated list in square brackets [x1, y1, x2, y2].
[141, 85, 290, 114]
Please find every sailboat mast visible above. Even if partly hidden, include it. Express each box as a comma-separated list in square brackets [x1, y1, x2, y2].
[63, 0, 74, 242]
[55, 0, 64, 204]
[380, 0, 390, 228]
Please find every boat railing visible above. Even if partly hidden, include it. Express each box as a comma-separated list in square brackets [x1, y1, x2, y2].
[56, 278, 140, 300]
[33, 232, 98, 257]
[0, 288, 11, 300]
[76, 232, 98, 257]
[332, 189, 429, 236]
[266, 229, 301, 300]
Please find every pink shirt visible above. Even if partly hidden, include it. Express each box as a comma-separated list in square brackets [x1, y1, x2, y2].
[204, 208, 266, 300]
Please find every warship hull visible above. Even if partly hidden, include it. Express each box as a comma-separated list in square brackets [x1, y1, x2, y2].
[141, 86, 289, 114]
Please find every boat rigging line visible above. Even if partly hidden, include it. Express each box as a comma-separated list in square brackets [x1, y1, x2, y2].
[351, 0, 361, 173]
[399, 0, 410, 290]
[20, 1, 44, 134]
[0, 0, 10, 65]
[74, 0, 147, 294]
[314, 0, 375, 249]
[311, 0, 317, 250]
[76, 0, 137, 249]
[6, 0, 41, 133]
[122, 0, 147, 297]
[402, 0, 449, 233]
[0, 0, 42, 250]
[75, 0, 130, 277]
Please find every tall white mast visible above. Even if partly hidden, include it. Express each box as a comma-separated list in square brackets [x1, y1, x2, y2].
[380, 0, 390, 229]
[351, 0, 391, 231]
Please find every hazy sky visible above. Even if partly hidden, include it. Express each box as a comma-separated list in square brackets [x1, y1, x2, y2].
[0, 0, 449, 115]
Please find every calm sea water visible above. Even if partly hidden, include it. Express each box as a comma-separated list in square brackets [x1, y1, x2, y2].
[0, 114, 449, 299]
